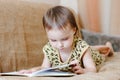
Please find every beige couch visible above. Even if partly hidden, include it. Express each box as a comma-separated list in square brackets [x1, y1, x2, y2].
[0, 0, 50, 72]
[0, 0, 120, 80]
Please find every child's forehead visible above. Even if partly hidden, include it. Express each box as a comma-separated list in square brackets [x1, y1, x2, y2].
[46, 27, 74, 38]
[46, 27, 70, 34]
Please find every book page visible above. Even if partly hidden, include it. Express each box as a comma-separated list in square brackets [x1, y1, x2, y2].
[30, 64, 72, 76]
[31, 70, 76, 77]
[0, 63, 76, 77]
[0, 71, 30, 77]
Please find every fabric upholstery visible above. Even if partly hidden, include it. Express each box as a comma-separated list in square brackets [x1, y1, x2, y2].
[81, 29, 120, 52]
[0, 0, 52, 72]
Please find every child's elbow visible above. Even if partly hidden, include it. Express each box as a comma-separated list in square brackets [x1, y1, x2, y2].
[89, 67, 97, 73]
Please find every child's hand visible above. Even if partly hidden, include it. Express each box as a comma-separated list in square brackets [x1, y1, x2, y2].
[18, 66, 41, 74]
[18, 68, 37, 74]
[70, 60, 84, 74]
[18, 69, 33, 74]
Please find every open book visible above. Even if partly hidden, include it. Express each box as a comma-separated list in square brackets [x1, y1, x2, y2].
[0, 63, 76, 77]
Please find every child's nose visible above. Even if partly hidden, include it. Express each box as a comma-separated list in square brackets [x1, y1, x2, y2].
[58, 41, 63, 47]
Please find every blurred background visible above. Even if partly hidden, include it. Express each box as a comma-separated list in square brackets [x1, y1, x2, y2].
[23, 0, 120, 36]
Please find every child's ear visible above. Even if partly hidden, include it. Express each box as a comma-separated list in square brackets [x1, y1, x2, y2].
[73, 27, 77, 34]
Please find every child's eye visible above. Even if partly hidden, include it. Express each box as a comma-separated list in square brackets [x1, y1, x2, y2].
[51, 39, 56, 42]
[62, 37, 68, 41]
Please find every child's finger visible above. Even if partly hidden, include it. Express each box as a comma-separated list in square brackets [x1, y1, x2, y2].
[70, 60, 79, 67]
[18, 70, 32, 74]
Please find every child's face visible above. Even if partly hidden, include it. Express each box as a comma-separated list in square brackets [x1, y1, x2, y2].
[45, 24, 76, 52]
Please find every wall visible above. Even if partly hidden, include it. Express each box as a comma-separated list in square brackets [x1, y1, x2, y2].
[21, 0, 60, 5]
[18, 0, 120, 35]
[60, 0, 120, 36]
[110, 0, 120, 35]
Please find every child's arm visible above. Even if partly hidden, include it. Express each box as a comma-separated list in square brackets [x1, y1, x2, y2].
[19, 66, 42, 74]
[71, 48, 96, 74]
[19, 53, 51, 74]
